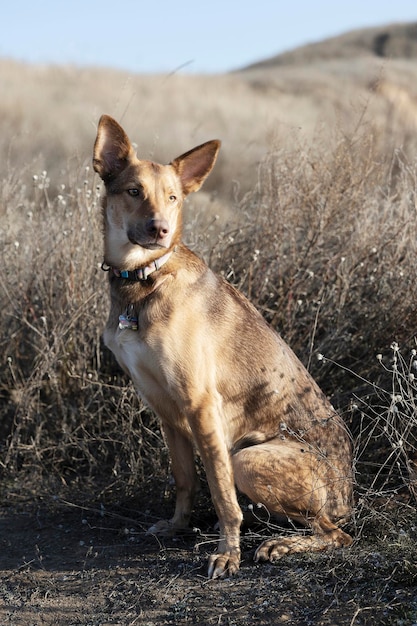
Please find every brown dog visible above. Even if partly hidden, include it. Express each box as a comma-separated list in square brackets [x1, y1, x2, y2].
[93, 115, 353, 578]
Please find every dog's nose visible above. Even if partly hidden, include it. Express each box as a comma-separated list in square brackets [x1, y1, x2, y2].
[145, 218, 170, 240]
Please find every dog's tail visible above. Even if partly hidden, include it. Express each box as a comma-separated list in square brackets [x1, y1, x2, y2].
[231, 431, 270, 456]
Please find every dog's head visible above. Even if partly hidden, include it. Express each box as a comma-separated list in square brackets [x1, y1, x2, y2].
[93, 115, 220, 271]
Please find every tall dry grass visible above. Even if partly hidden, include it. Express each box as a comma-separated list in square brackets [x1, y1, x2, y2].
[205, 125, 417, 505]
[0, 115, 416, 514]
[0, 166, 164, 498]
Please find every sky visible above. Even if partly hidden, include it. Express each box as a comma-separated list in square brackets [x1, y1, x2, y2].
[1, 1, 417, 74]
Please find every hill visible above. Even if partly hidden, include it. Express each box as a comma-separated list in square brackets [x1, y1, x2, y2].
[242, 21, 417, 69]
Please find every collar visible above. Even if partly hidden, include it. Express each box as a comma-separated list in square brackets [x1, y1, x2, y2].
[101, 249, 174, 281]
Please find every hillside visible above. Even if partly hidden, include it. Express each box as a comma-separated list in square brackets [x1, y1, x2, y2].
[242, 21, 417, 69]
[1, 22, 417, 206]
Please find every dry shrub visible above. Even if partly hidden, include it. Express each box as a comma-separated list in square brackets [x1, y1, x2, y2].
[351, 343, 417, 499]
[0, 165, 165, 497]
[202, 123, 417, 502]
[207, 126, 417, 383]
[1, 120, 417, 512]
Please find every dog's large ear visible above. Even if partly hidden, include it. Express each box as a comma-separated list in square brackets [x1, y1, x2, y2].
[93, 115, 135, 181]
[171, 140, 221, 195]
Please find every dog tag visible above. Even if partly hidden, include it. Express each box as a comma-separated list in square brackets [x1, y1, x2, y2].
[118, 306, 138, 331]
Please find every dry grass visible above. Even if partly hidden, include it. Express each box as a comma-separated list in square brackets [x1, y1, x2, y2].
[204, 123, 417, 508]
[1, 109, 417, 510]
[0, 165, 164, 495]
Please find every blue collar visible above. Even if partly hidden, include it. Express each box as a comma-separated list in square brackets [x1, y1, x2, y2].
[101, 249, 174, 281]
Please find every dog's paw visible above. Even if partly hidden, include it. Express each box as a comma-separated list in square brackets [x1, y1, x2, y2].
[207, 550, 241, 579]
[146, 518, 192, 536]
[254, 538, 289, 562]
[146, 519, 177, 536]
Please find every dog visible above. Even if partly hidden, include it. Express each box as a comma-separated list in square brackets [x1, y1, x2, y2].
[93, 115, 353, 579]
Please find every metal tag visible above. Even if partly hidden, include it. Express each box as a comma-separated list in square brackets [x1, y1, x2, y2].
[118, 305, 138, 331]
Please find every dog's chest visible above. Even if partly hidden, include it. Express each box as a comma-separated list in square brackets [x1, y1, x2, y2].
[104, 323, 155, 393]
[102, 320, 189, 433]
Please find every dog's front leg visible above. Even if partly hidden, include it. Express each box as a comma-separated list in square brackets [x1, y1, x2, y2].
[192, 414, 243, 579]
[148, 424, 199, 535]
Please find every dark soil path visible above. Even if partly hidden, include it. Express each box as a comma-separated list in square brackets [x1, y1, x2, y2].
[1, 497, 417, 625]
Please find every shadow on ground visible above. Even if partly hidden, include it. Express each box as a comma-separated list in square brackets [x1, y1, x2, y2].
[1, 490, 417, 626]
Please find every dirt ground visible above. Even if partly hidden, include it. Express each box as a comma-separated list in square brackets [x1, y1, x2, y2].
[1, 485, 417, 626]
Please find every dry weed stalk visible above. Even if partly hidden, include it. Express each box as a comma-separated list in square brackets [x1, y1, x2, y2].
[352, 343, 417, 499]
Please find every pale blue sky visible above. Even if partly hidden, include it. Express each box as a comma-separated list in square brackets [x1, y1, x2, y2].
[1, 0, 416, 74]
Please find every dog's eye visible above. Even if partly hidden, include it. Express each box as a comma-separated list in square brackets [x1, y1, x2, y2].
[127, 188, 141, 197]
[169, 194, 177, 202]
